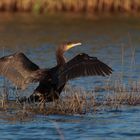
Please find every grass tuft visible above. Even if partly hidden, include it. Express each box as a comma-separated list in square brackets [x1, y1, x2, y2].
[0, 82, 140, 119]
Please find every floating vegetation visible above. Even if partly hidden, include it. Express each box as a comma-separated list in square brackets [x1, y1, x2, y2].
[0, 0, 140, 14]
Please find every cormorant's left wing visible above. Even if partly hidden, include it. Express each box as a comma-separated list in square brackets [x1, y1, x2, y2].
[58, 53, 112, 88]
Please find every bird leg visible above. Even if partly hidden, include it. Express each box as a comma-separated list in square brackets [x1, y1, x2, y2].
[18, 90, 60, 109]
[30, 91, 47, 110]
[18, 91, 46, 104]
[45, 90, 60, 102]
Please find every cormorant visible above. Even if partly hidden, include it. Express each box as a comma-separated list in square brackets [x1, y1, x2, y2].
[0, 42, 112, 105]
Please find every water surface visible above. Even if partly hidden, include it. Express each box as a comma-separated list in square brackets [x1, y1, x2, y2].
[0, 13, 140, 140]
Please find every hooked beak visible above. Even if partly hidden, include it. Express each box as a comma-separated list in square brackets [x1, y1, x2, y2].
[66, 42, 82, 50]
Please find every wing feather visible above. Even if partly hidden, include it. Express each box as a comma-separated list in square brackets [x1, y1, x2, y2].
[0, 52, 46, 89]
[58, 53, 113, 87]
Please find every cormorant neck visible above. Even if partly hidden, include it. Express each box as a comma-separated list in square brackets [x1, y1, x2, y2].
[56, 45, 66, 66]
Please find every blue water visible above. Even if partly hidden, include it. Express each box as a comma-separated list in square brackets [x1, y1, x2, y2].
[1, 107, 140, 140]
[0, 13, 140, 139]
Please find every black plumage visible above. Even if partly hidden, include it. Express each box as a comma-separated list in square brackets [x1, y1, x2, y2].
[0, 42, 113, 104]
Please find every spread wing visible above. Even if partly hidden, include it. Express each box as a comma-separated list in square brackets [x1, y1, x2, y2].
[0, 52, 47, 90]
[58, 53, 113, 87]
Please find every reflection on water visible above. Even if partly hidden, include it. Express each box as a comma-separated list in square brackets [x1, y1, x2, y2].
[0, 13, 140, 139]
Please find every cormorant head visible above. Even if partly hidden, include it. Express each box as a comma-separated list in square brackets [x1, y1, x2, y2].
[56, 42, 82, 65]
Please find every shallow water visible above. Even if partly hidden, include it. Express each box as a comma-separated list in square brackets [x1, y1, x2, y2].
[0, 13, 140, 139]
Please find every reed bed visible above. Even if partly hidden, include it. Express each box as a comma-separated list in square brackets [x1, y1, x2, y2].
[0, 0, 140, 14]
[0, 80, 140, 119]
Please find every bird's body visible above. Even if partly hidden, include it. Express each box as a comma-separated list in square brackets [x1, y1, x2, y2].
[0, 42, 113, 105]
[31, 66, 65, 102]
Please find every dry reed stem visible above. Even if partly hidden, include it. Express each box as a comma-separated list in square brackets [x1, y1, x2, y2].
[1, 82, 140, 116]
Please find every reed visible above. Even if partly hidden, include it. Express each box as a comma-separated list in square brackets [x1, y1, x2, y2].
[1, 81, 140, 118]
[0, 0, 140, 14]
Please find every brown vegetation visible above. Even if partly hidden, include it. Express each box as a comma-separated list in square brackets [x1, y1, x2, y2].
[0, 81, 140, 119]
[0, 0, 140, 14]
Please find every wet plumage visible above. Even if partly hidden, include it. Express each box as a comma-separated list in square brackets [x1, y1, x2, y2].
[0, 42, 112, 104]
